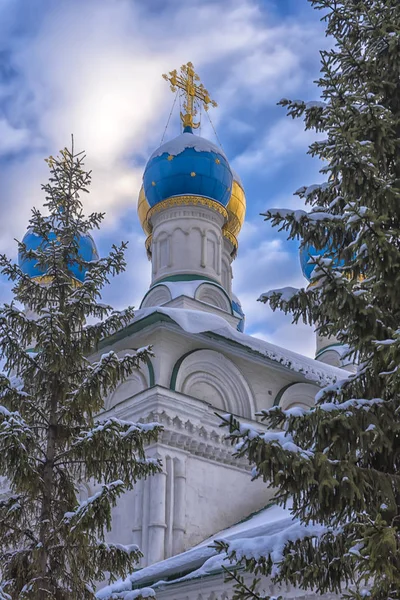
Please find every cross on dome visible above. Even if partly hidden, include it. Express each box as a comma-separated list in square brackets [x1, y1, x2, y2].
[162, 62, 217, 131]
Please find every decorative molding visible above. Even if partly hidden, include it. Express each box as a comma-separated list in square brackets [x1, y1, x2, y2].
[153, 206, 224, 227]
[139, 409, 252, 470]
[148, 195, 228, 222]
[172, 349, 255, 418]
[140, 285, 173, 309]
[195, 282, 232, 313]
[274, 382, 319, 411]
[105, 371, 148, 410]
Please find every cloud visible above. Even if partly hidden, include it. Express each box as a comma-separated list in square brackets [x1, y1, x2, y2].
[0, 0, 327, 357]
[0, 119, 33, 155]
[232, 217, 315, 357]
[233, 116, 325, 173]
[0, 0, 326, 234]
[98, 225, 152, 312]
[252, 320, 315, 357]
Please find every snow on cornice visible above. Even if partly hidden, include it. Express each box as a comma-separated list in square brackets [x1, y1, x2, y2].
[131, 307, 347, 387]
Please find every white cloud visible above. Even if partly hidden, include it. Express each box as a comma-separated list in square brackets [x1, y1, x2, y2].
[0, 0, 326, 358]
[99, 228, 152, 312]
[0, 119, 34, 155]
[0, 0, 326, 242]
[233, 116, 325, 173]
[232, 216, 316, 356]
[252, 319, 315, 357]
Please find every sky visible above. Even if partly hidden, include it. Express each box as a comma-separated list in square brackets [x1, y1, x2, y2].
[0, 0, 330, 357]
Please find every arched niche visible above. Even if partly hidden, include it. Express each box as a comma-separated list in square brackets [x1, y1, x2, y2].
[206, 229, 219, 272]
[172, 349, 254, 418]
[171, 226, 202, 271]
[221, 256, 231, 292]
[195, 282, 232, 313]
[155, 232, 171, 271]
[275, 382, 319, 411]
[140, 284, 172, 308]
[104, 350, 152, 410]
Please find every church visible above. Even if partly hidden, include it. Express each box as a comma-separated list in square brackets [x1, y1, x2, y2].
[17, 63, 348, 600]
[89, 63, 349, 600]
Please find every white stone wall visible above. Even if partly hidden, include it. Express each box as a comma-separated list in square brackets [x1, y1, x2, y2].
[92, 320, 320, 567]
[149, 205, 226, 290]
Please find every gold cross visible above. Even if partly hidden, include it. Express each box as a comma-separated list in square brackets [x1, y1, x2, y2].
[163, 62, 217, 130]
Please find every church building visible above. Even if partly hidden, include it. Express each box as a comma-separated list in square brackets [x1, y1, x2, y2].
[13, 63, 348, 600]
[92, 63, 348, 600]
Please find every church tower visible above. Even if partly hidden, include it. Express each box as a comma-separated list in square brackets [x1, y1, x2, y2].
[137, 62, 245, 331]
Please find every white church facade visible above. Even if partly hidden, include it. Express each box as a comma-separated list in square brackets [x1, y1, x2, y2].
[93, 64, 348, 599]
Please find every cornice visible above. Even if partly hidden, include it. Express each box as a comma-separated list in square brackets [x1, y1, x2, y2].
[124, 406, 253, 470]
[147, 195, 228, 222]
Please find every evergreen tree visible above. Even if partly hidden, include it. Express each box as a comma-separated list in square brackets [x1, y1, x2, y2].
[0, 141, 162, 599]
[217, 1, 400, 598]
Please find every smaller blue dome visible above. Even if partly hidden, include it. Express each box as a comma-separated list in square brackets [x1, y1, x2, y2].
[19, 228, 99, 283]
[300, 241, 344, 281]
[143, 130, 233, 208]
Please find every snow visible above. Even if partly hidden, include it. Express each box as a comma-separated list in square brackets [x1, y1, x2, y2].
[266, 208, 342, 223]
[305, 101, 327, 109]
[149, 133, 227, 161]
[98, 501, 336, 598]
[259, 287, 298, 303]
[222, 520, 329, 578]
[128, 307, 346, 386]
[233, 421, 313, 459]
[373, 338, 396, 346]
[64, 481, 124, 525]
[97, 503, 295, 599]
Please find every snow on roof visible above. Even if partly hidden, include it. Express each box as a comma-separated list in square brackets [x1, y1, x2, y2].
[97, 504, 295, 599]
[149, 133, 228, 161]
[132, 306, 347, 386]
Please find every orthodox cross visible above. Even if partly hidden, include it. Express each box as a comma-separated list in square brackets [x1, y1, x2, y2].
[163, 62, 217, 130]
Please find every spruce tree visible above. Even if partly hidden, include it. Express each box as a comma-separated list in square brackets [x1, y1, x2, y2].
[0, 141, 161, 599]
[217, 1, 400, 599]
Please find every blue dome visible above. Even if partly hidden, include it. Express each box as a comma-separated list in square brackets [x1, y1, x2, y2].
[143, 130, 233, 208]
[19, 228, 99, 283]
[300, 241, 344, 281]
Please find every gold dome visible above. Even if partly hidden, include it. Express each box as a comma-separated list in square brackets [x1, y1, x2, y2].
[224, 176, 246, 238]
[137, 185, 152, 235]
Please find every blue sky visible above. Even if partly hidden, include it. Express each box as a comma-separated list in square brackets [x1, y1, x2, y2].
[0, 0, 329, 356]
